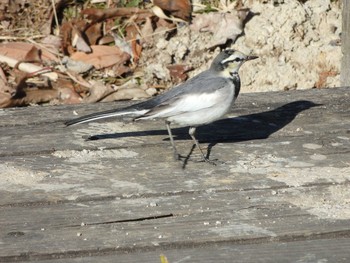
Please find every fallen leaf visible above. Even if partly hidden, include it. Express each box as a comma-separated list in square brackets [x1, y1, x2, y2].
[0, 42, 58, 63]
[125, 24, 142, 63]
[0, 66, 7, 84]
[112, 33, 133, 56]
[83, 80, 114, 103]
[17, 89, 59, 105]
[40, 35, 62, 50]
[167, 64, 193, 83]
[190, 10, 250, 48]
[82, 7, 152, 23]
[0, 92, 13, 108]
[140, 17, 154, 45]
[58, 87, 83, 104]
[85, 22, 102, 45]
[0, 58, 12, 108]
[72, 27, 92, 53]
[153, 0, 191, 21]
[61, 22, 75, 55]
[0, 89, 59, 108]
[0, 53, 58, 81]
[101, 86, 149, 102]
[61, 56, 94, 74]
[24, 46, 42, 62]
[70, 45, 131, 70]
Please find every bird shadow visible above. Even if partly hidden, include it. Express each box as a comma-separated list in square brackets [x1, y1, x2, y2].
[86, 100, 321, 167]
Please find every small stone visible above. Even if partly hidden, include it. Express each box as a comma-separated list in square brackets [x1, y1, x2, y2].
[149, 202, 158, 207]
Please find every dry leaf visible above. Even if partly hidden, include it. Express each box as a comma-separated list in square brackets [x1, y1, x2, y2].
[72, 29, 92, 53]
[112, 33, 133, 56]
[40, 35, 62, 50]
[70, 45, 131, 70]
[125, 24, 142, 63]
[83, 80, 114, 103]
[82, 7, 152, 23]
[85, 22, 102, 45]
[0, 42, 58, 63]
[61, 56, 94, 74]
[0, 56, 13, 107]
[190, 10, 250, 48]
[0, 54, 58, 81]
[17, 89, 59, 105]
[58, 87, 83, 104]
[61, 20, 93, 55]
[0, 89, 59, 108]
[24, 46, 42, 62]
[140, 17, 154, 45]
[61, 22, 75, 55]
[153, 0, 191, 21]
[167, 64, 193, 83]
[0, 66, 7, 84]
[101, 86, 149, 102]
[0, 92, 12, 108]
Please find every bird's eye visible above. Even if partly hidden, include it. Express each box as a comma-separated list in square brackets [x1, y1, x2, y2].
[234, 57, 241, 62]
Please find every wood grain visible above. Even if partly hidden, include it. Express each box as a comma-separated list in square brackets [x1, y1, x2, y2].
[0, 87, 349, 262]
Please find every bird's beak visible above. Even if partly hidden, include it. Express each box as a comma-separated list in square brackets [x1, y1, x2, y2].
[245, 55, 259, 61]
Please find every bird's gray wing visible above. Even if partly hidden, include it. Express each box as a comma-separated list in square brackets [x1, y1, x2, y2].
[139, 74, 233, 119]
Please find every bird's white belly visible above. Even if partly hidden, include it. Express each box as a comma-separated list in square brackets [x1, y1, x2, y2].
[167, 89, 236, 127]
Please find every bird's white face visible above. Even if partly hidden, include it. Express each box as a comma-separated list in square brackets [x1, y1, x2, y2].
[219, 50, 257, 78]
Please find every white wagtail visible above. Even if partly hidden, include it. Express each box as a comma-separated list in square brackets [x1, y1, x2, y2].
[65, 49, 258, 163]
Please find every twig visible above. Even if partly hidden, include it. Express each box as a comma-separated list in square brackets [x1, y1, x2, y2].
[120, 27, 177, 43]
[51, 0, 60, 35]
[0, 54, 58, 81]
[27, 39, 63, 58]
[64, 70, 92, 89]
[0, 35, 46, 41]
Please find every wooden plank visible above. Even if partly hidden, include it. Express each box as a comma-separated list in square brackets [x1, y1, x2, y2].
[342, 0, 350, 86]
[0, 88, 349, 205]
[1, 187, 350, 261]
[0, 87, 348, 127]
[0, 88, 348, 157]
[0, 131, 349, 205]
[0, 87, 349, 262]
[34, 238, 350, 263]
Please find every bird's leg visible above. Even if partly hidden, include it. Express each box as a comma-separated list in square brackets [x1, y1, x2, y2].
[189, 127, 215, 164]
[165, 121, 180, 160]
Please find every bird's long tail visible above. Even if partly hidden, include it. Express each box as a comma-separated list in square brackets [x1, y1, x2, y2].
[65, 107, 148, 126]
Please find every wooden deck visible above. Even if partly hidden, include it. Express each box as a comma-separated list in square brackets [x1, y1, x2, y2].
[0, 87, 349, 262]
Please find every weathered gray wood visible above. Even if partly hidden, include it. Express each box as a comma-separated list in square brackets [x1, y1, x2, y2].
[0, 134, 348, 206]
[0, 88, 348, 156]
[0, 88, 348, 206]
[33, 238, 350, 263]
[0, 88, 349, 262]
[0, 87, 348, 127]
[1, 187, 350, 261]
[342, 0, 350, 86]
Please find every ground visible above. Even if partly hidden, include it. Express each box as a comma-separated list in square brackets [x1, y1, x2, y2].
[0, 0, 343, 108]
[139, 0, 342, 92]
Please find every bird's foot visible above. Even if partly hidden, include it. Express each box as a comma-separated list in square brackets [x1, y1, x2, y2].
[173, 152, 181, 161]
[200, 157, 226, 166]
[202, 157, 217, 166]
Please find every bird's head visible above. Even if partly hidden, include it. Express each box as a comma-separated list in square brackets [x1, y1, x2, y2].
[210, 49, 258, 78]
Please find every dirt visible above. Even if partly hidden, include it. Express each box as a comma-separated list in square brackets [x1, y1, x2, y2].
[140, 0, 342, 93]
[0, 0, 342, 108]
[236, 0, 342, 92]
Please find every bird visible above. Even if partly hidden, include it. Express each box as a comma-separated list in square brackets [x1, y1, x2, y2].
[65, 49, 258, 164]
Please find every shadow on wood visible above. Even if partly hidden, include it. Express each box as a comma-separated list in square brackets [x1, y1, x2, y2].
[85, 100, 320, 157]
